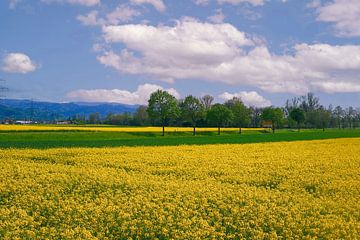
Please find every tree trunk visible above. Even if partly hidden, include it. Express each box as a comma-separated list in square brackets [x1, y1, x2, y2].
[272, 126, 275, 134]
[298, 122, 300, 132]
[239, 127, 242, 134]
[193, 127, 196, 136]
[162, 125, 165, 136]
[218, 127, 220, 135]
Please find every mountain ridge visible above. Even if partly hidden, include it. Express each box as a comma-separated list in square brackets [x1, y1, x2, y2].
[0, 99, 138, 121]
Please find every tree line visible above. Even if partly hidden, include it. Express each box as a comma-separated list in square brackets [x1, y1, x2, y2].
[85, 90, 360, 135]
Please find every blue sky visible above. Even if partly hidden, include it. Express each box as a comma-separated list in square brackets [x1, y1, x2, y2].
[1, 0, 360, 107]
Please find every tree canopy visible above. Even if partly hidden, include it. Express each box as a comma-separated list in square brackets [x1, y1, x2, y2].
[180, 95, 205, 135]
[147, 90, 179, 136]
[261, 107, 284, 133]
[207, 103, 233, 135]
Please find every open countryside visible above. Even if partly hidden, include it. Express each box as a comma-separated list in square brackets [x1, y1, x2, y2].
[2, 0, 360, 239]
[1, 134, 359, 239]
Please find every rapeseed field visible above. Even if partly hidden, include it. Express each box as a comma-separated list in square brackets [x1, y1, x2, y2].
[0, 125, 262, 132]
[1, 138, 359, 239]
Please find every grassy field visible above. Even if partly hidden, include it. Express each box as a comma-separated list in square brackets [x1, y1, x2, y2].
[0, 125, 360, 148]
[1, 138, 359, 239]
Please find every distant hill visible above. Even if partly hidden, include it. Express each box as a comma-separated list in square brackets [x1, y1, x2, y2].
[0, 99, 138, 121]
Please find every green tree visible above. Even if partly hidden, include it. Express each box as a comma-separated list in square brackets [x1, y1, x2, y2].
[289, 108, 305, 132]
[147, 90, 179, 136]
[261, 107, 284, 133]
[132, 106, 149, 126]
[180, 95, 205, 135]
[225, 97, 250, 134]
[88, 112, 100, 124]
[207, 104, 233, 135]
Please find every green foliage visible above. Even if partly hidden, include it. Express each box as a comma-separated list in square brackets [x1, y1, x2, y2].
[147, 90, 179, 127]
[225, 97, 251, 131]
[290, 108, 305, 130]
[261, 107, 284, 133]
[132, 106, 149, 126]
[180, 95, 205, 129]
[88, 112, 100, 124]
[207, 104, 233, 127]
[104, 112, 132, 125]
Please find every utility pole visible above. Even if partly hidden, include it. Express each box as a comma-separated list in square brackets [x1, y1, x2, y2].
[0, 78, 8, 106]
[0, 78, 9, 123]
[30, 98, 35, 123]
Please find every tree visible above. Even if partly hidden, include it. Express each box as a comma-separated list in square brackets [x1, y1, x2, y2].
[88, 112, 100, 124]
[201, 94, 214, 111]
[225, 97, 250, 134]
[317, 107, 331, 131]
[207, 104, 233, 135]
[132, 106, 149, 126]
[289, 108, 305, 132]
[147, 90, 179, 136]
[261, 107, 284, 133]
[180, 95, 205, 135]
[250, 107, 262, 128]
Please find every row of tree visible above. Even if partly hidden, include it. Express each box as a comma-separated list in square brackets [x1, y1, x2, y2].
[84, 91, 360, 135]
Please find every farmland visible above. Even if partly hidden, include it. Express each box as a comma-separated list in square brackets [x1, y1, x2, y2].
[1, 125, 360, 148]
[1, 126, 360, 239]
[1, 137, 360, 239]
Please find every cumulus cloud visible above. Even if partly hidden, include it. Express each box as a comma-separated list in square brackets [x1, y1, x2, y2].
[41, 0, 100, 7]
[77, 5, 141, 26]
[102, 19, 253, 63]
[106, 5, 141, 25]
[219, 91, 271, 107]
[218, 0, 267, 6]
[208, 9, 225, 23]
[313, 0, 360, 37]
[130, 0, 166, 12]
[67, 83, 180, 105]
[2, 53, 38, 74]
[77, 10, 101, 26]
[194, 0, 210, 6]
[96, 18, 360, 94]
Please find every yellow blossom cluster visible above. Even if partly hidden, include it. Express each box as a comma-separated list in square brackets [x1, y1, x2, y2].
[0, 125, 262, 133]
[0, 138, 359, 239]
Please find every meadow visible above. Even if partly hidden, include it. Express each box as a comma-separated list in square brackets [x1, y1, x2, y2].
[0, 126, 360, 239]
[1, 125, 360, 148]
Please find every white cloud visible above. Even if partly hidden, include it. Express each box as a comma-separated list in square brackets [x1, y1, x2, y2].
[77, 10, 102, 26]
[194, 0, 210, 6]
[97, 18, 360, 94]
[67, 83, 180, 105]
[311, 82, 360, 93]
[106, 5, 141, 25]
[130, 0, 166, 12]
[41, 0, 100, 7]
[313, 0, 360, 37]
[306, 0, 321, 9]
[219, 91, 272, 107]
[218, 0, 267, 6]
[102, 19, 253, 63]
[77, 5, 141, 26]
[208, 9, 225, 23]
[2, 53, 38, 74]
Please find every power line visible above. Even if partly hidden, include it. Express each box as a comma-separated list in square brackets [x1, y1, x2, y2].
[0, 78, 9, 105]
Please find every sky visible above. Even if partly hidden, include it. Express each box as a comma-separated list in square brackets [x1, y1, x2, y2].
[1, 0, 360, 107]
